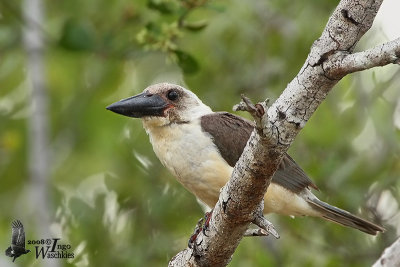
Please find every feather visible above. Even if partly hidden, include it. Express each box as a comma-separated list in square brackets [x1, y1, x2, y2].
[201, 112, 317, 193]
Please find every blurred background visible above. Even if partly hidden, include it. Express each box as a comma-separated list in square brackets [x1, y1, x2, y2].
[1, 0, 399, 266]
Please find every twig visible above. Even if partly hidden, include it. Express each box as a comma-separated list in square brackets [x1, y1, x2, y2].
[253, 214, 280, 239]
[233, 95, 269, 130]
[324, 37, 400, 78]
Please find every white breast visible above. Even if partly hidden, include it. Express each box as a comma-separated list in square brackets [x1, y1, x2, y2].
[144, 119, 232, 207]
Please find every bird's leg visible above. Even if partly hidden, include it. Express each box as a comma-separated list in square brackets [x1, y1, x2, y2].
[202, 209, 213, 236]
[188, 217, 204, 248]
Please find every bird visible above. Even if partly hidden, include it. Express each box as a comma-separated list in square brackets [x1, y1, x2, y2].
[5, 220, 31, 262]
[106, 82, 384, 235]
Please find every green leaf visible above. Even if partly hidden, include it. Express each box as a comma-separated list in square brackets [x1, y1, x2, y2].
[174, 50, 199, 74]
[147, 0, 176, 14]
[145, 22, 161, 35]
[59, 19, 96, 51]
[183, 20, 208, 32]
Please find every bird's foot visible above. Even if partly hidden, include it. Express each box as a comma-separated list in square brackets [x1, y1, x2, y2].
[188, 209, 214, 248]
[188, 217, 204, 249]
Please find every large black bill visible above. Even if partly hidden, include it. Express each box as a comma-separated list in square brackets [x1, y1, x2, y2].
[106, 93, 168, 118]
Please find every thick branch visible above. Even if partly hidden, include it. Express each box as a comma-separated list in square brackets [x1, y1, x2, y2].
[170, 0, 387, 266]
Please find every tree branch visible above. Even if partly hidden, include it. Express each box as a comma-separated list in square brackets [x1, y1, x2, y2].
[373, 237, 400, 267]
[23, 1, 59, 267]
[169, 0, 397, 266]
[324, 37, 400, 78]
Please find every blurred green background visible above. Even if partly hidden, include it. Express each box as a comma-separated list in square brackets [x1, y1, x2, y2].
[1, 0, 399, 266]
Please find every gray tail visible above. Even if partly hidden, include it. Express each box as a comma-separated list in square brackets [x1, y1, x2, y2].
[307, 198, 385, 235]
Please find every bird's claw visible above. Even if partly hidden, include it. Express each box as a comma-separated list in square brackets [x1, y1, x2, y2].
[202, 210, 213, 237]
[188, 217, 204, 248]
[188, 210, 214, 247]
[188, 227, 202, 248]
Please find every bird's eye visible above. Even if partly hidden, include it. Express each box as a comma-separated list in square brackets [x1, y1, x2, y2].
[167, 90, 179, 101]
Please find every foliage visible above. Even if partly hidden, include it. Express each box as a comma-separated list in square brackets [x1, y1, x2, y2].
[0, 0, 399, 266]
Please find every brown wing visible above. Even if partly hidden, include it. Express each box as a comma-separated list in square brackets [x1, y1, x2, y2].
[201, 112, 253, 166]
[200, 112, 318, 193]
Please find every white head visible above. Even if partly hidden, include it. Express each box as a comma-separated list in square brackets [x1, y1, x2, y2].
[106, 83, 212, 127]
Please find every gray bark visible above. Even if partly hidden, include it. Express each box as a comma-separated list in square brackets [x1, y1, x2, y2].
[373, 237, 400, 267]
[169, 0, 399, 266]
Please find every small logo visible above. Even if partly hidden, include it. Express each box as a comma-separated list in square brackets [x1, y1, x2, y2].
[29, 238, 74, 259]
[5, 220, 31, 262]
